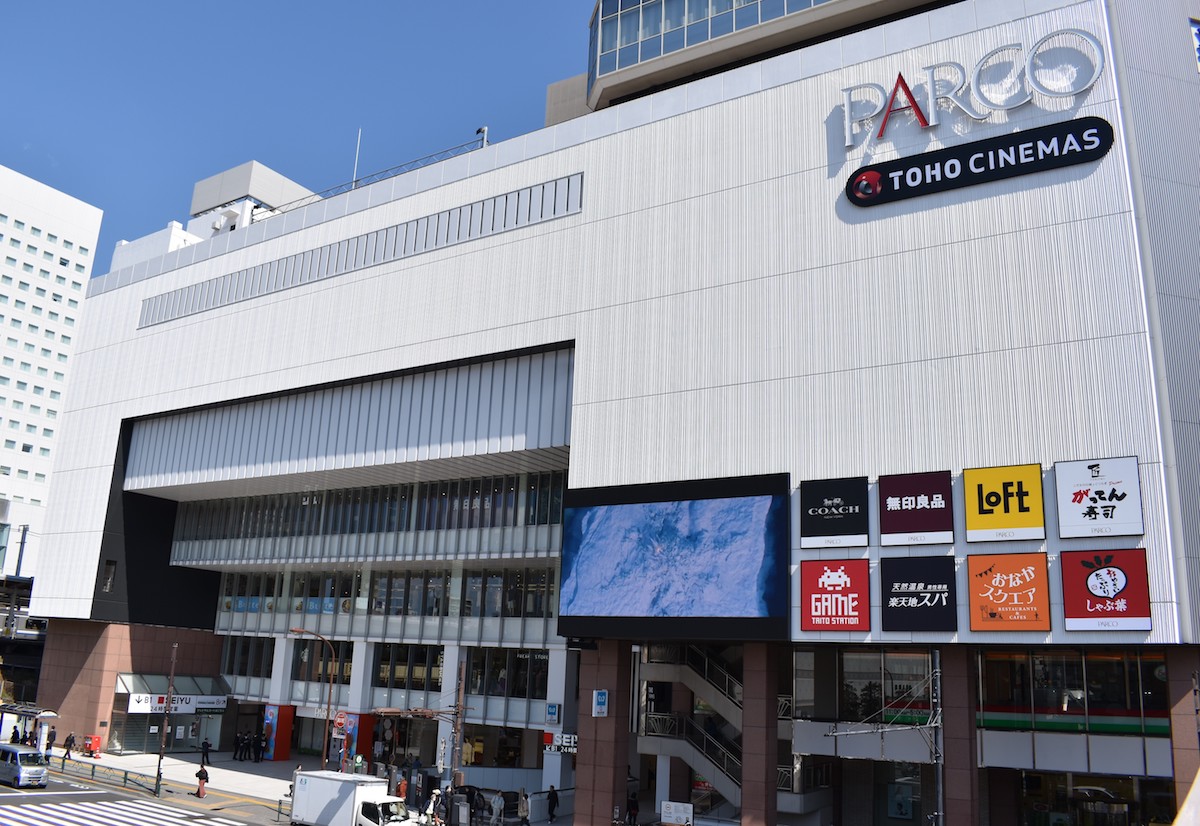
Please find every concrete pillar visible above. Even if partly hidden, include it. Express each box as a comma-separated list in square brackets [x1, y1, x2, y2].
[740, 643, 778, 826]
[654, 754, 672, 813]
[939, 646, 980, 826]
[575, 640, 632, 825]
[1168, 647, 1200, 812]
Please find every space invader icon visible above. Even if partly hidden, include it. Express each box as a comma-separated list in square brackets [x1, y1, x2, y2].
[818, 566, 852, 591]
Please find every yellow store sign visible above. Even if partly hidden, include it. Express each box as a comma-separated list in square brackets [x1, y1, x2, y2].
[963, 464, 1045, 542]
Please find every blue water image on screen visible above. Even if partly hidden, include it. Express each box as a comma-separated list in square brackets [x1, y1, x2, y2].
[560, 494, 786, 619]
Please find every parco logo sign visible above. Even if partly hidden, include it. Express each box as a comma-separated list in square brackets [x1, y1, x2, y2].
[843, 28, 1105, 147]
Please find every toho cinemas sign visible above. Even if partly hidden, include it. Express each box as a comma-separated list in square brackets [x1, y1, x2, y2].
[842, 28, 1106, 148]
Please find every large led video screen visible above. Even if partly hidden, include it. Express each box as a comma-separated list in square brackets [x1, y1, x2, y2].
[558, 474, 790, 641]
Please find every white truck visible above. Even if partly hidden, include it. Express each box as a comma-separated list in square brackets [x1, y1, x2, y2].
[290, 770, 415, 826]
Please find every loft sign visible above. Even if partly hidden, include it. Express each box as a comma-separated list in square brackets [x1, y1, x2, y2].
[842, 28, 1105, 147]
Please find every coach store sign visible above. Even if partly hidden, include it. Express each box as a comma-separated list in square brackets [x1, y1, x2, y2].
[800, 477, 869, 548]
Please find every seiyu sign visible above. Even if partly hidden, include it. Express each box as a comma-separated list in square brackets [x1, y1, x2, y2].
[842, 29, 1106, 147]
[127, 694, 228, 714]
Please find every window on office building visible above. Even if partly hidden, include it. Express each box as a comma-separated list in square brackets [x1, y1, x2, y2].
[463, 647, 548, 700]
[291, 638, 353, 685]
[372, 644, 443, 691]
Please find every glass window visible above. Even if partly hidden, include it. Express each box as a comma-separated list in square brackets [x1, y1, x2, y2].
[664, 0, 685, 29]
[620, 8, 640, 46]
[462, 570, 484, 618]
[841, 651, 882, 722]
[980, 652, 1031, 729]
[883, 651, 930, 724]
[641, 1, 662, 37]
[1139, 653, 1169, 736]
[1032, 652, 1086, 731]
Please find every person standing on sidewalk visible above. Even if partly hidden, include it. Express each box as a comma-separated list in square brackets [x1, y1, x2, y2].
[46, 726, 57, 756]
[63, 732, 76, 760]
[517, 791, 529, 826]
[547, 785, 558, 823]
[201, 737, 212, 766]
[194, 766, 209, 798]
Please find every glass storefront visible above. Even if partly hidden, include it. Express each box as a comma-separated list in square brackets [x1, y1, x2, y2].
[107, 674, 227, 755]
[1018, 772, 1175, 826]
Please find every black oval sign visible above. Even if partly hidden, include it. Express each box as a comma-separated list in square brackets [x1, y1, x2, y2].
[845, 116, 1114, 207]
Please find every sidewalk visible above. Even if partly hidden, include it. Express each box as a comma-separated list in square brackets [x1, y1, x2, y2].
[50, 749, 297, 824]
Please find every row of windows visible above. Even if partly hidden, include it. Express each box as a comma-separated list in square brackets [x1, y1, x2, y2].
[0, 492, 40, 505]
[2, 439, 45, 455]
[219, 566, 558, 621]
[291, 638, 355, 685]
[221, 635, 276, 678]
[0, 356, 65, 381]
[177, 472, 566, 542]
[0, 308, 75, 329]
[1, 274, 81, 298]
[5, 420, 54, 437]
[0, 291, 80, 314]
[791, 647, 1170, 737]
[0, 398, 58, 419]
[3, 315, 74, 341]
[138, 172, 584, 328]
[0, 377, 61, 399]
[464, 647, 549, 700]
[590, 0, 819, 80]
[4, 337, 69, 361]
[2, 237, 87, 276]
[372, 644, 444, 692]
[0, 213, 89, 256]
[0, 466, 46, 482]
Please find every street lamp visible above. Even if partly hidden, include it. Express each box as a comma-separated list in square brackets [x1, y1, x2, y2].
[291, 627, 337, 770]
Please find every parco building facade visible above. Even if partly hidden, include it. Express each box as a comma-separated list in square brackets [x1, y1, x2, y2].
[33, 1, 1200, 824]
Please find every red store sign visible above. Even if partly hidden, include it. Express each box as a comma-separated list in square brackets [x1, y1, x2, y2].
[801, 559, 870, 632]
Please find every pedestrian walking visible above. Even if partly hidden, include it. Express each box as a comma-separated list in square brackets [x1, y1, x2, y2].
[490, 789, 504, 826]
[46, 725, 57, 755]
[9, 725, 19, 744]
[63, 732, 76, 760]
[201, 737, 211, 766]
[626, 793, 639, 825]
[517, 791, 530, 826]
[547, 785, 558, 823]
[193, 765, 209, 798]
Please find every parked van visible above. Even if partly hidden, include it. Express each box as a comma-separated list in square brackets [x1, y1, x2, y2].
[0, 744, 49, 788]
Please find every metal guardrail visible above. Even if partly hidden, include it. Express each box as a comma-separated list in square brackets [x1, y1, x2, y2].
[684, 645, 743, 709]
[264, 136, 486, 218]
[52, 755, 156, 793]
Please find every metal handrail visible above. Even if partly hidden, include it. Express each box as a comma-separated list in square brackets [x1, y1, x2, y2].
[681, 716, 742, 784]
[685, 645, 743, 708]
[777, 695, 793, 720]
[263, 135, 486, 218]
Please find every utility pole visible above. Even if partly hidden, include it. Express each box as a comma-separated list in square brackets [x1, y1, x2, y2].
[155, 642, 178, 797]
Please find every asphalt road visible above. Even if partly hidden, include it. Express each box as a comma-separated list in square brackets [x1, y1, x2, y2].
[0, 774, 275, 826]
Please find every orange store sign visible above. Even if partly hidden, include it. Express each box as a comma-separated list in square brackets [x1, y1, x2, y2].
[967, 552, 1050, 631]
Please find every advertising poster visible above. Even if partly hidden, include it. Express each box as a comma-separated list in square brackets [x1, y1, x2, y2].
[801, 559, 870, 631]
[800, 477, 869, 548]
[263, 705, 279, 761]
[963, 464, 1045, 542]
[878, 471, 954, 546]
[337, 712, 360, 771]
[1054, 456, 1144, 538]
[968, 553, 1050, 631]
[880, 556, 958, 632]
[1061, 548, 1152, 631]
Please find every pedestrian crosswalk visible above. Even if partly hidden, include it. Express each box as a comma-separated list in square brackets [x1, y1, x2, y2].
[0, 798, 249, 826]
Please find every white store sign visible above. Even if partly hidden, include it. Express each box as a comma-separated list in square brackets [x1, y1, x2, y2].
[126, 694, 228, 714]
[1054, 456, 1144, 538]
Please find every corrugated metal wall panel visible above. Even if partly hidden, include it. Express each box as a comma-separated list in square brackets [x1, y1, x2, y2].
[124, 351, 572, 494]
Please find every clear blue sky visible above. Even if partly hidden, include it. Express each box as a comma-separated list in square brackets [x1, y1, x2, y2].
[2, 1, 594, 275]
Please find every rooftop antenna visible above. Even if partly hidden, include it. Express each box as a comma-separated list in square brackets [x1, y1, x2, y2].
[351, 128, 363, 187]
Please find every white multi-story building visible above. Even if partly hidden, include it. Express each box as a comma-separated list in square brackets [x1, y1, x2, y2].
[30, 2, 1200, 825]
[0, 164, 100, 581]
